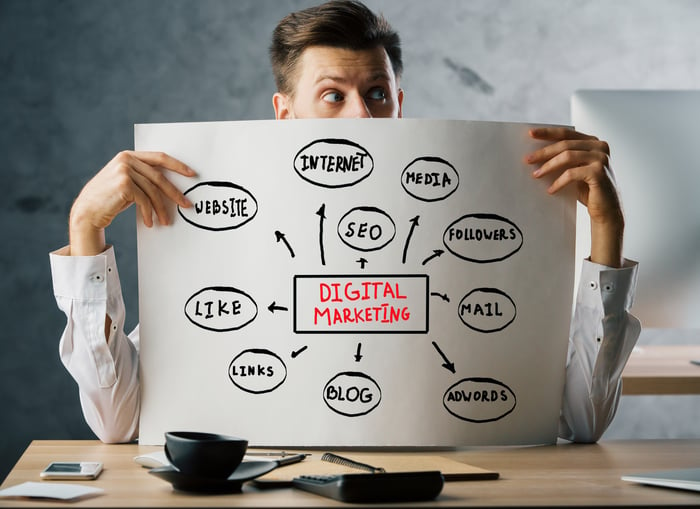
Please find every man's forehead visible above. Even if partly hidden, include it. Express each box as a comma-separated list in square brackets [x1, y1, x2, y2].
[300, 46, 396, 83]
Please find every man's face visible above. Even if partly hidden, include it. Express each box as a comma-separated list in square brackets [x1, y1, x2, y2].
[273, 46, 403, 119]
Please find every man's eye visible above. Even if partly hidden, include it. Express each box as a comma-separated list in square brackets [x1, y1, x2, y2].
[367, 88, 387, 100]
[322, 92, 343, 103]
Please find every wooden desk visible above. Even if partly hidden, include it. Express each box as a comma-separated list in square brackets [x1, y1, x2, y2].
[2, 440, 700, 507]
[622, 345, 700, 395]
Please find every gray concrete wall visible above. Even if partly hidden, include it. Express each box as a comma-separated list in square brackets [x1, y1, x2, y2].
[2, 0, 699, 481]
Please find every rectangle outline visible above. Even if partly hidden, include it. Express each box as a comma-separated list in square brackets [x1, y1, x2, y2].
[293, 274, 429, 334]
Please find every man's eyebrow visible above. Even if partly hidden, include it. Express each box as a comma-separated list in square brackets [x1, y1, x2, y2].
[314, 74, 348, 85]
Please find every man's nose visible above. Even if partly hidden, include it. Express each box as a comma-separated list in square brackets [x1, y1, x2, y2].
[346, 94, 371, 118]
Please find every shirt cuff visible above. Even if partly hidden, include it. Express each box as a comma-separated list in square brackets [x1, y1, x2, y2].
[577, 258, 639, 312]
[50, 245, 120, 301]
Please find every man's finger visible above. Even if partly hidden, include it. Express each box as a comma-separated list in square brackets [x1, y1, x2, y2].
[129, 156, 193, 208]
[546, 165, 588, 195]
[526, 140, 609, 165]
[130, 171, 171, 226]
[532, 149, 607, 177]
[132, 187, 155, 228]
[123, 150, 196, 177]
[529, 127, 596, 141]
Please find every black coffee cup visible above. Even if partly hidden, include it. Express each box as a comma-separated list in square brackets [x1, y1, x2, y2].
[164, 431, 248, 479]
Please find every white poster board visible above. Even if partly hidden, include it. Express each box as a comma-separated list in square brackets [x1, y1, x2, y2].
[135, 119, 576, 446]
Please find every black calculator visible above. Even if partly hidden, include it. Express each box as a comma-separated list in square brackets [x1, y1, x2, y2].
[292, 470, 444, 503]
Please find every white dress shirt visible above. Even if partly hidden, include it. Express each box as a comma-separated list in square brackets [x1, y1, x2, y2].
[50, 246, 640, 444]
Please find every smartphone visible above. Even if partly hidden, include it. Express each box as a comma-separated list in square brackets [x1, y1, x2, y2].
[40, 462, 103, 480]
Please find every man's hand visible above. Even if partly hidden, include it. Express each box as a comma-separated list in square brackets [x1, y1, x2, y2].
[69, 151, 195, 256]
[525, 127, 624, 268]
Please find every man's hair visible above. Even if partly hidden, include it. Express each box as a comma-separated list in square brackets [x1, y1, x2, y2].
[270, 0, 403, 96]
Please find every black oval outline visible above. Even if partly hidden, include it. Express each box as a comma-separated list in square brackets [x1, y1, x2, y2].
[336, 206, 396, 252]
[457, 287, 517, 333]
[442, 377, 517, 423]
[178, 181, 258, 231]
[184, 286, 258, 332]
[293, 138, 374, 188]
[442, 213, 523, 263]
[401, 156, 460, 202]
[322, 371, 382, 417]
[228, 348, 287, 394]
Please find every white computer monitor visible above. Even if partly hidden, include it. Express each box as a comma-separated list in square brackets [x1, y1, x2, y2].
[571, 90, 700, 328]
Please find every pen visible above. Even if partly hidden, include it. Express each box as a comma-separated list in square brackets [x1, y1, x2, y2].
[275, 453, 310, 467]
[246, 451, 311, 458]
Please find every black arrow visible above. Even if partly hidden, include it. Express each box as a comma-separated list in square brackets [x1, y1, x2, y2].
[275, 230, 295, 258]
[432, 341, 456, 374]
[356, 257, 368, 269]
[354, 343, 363, 362]
[316, 204, 326, 266]
[422, 249, 444, 266]
[291, 345, 308, 358]
[268, 301, 289, 313]
[430, 292, 450, 302]
[402, 215, 420, 264]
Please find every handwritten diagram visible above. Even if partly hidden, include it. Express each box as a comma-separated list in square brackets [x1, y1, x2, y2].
[136, 119, 576, 447]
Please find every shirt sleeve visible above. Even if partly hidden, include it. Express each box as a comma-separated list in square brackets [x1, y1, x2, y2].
[559, 258, 641, 443]
[49, 245, 140, 443]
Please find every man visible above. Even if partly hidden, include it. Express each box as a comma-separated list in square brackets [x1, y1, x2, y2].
[51, 0, 640, 444]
